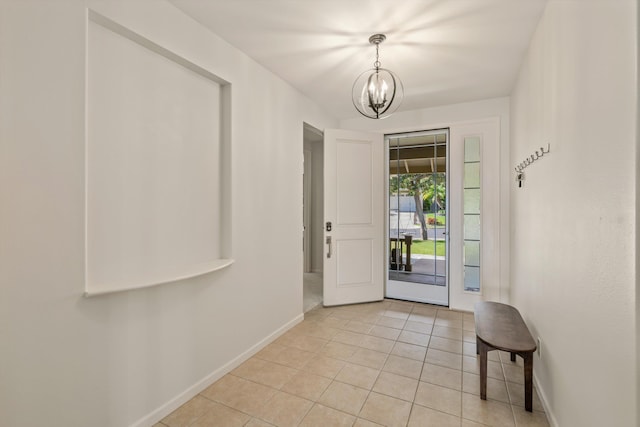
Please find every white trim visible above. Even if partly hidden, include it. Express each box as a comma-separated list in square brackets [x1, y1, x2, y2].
[303, 148, 313, 273]
[449, 117, 501, 312]
[386, 284, 448, 306]
[83, 259, 235, 297]
[534, 372, 559, 427]
[130, 313, 304, 427]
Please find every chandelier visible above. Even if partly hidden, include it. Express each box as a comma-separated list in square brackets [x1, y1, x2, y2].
[352, 34, 404, 119]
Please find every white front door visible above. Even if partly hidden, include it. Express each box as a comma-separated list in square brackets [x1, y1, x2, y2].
[386, 129, 450, 306]
[323, 129, 384, 306]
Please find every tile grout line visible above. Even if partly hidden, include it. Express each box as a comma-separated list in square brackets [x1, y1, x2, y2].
[405, 303, 431, 427]
[292, 396, 315, 427]
[497, 350, 520, 427]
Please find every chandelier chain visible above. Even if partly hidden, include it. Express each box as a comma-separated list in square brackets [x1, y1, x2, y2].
[374, 43, 381, 69]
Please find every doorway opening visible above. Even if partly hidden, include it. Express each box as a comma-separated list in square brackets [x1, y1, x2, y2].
[303, 123, 324, 312]
[386, 129, 450, 306]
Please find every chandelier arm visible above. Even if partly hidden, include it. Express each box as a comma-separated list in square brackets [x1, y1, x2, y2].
[365, 73, 381, 115]
[376, 71, 397, 116]
[366, 75, 376, 112]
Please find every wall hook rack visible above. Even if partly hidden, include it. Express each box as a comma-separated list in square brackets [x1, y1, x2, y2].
[514, 143, 550, 187]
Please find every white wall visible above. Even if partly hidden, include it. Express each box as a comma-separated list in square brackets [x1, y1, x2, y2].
[0, 1, 336, 426]
[340, 97, 511, 311]
[509, 1, 637, 426]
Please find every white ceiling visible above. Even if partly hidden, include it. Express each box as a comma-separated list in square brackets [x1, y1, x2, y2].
[169, 0, 547, 120]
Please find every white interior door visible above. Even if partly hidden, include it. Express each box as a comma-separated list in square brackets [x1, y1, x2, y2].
[323, 129, 384, 306]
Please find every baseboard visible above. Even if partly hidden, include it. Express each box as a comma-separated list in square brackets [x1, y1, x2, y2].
[131, 313, 305, 427]
[533, 372, 559, 427]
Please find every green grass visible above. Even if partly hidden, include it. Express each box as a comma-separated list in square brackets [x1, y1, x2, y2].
[398, 239, 446, 257]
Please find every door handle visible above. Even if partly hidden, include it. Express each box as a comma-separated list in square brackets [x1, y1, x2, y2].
[326, 236, 332, 258]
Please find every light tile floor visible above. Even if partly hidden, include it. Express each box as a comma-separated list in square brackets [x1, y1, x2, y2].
[303, 272, 323, 313]
[156, 299, 550, 427]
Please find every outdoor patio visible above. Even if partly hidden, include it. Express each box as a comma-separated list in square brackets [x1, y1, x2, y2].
[389, 254, 447, 286]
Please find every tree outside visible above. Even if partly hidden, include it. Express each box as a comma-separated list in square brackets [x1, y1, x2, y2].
[390, 173, 446, 240]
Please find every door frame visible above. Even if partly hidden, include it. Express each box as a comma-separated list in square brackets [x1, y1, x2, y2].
[448, 117, 502, 311]
[346, 117, 504, 312]
[303, 147, 312, 273]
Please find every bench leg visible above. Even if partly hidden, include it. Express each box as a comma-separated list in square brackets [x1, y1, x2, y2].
[510, 352, 516, 362]
[478, 340, 488, 401]
[523, 352, 533, 412]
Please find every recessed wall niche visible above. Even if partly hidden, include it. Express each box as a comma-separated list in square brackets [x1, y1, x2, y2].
[85, 11, 232, 296]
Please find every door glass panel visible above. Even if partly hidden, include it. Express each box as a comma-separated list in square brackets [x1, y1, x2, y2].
[388, 130, 448, 297]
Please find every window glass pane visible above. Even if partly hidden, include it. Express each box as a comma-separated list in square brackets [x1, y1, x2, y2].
[463, 135, 481, 293]
[463, 189, 480, 214]
[464, 137, 480, 162]
[464, 266, 480, 291]
[463, 162, 480, 188]
[464, 215, 480, 240]
[464, 241, 480, 266]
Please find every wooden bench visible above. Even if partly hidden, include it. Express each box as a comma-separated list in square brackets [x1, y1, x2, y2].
[474, 301, 537, 412]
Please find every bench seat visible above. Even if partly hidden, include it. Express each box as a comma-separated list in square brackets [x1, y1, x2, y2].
[474, 301, 537, 412]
